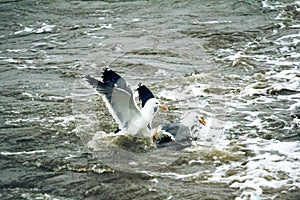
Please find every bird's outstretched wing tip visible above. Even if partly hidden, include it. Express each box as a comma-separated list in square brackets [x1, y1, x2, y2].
[138, 82, 144, 87]
[101, 67, 122, 87]
[84, 74, 100, 87]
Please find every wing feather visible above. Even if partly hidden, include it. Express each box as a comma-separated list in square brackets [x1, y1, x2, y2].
[85, 68, 141, 129]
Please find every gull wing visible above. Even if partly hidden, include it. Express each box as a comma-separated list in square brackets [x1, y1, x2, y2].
[102, 67, 133, 96]
[100, 67, 141, 117]
[85, 70, 140, 128]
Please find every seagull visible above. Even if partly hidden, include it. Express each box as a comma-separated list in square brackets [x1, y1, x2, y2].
[85, 67, 168, 138]
[153, 112, 207, 145]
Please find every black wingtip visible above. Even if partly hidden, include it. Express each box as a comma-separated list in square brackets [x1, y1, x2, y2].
[101, 67, 122, 87]
[137, 82, 155, 107]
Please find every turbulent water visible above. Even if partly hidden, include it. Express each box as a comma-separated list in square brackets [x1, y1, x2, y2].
[1, 0, 300, 199]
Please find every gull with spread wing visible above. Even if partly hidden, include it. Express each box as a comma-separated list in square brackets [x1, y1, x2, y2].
[85, 67, 167, 138]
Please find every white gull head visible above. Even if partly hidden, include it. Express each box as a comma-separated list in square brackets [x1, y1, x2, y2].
[125, 98, 167, 137]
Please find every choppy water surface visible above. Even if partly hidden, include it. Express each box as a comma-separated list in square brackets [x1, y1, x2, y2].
[1, 0, 300, 199]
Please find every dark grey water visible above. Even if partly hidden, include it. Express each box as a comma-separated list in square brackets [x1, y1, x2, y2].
[1, 0, 300, 199]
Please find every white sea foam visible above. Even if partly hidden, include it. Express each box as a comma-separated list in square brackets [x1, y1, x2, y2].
[290, 24, 300, 28]
[193, 20, 232, 25]
[1, 150, 46, 156]
[54, 116, 75, 127]
[16, 64, 37, 69]
[100, 24, 112, 29]
[131, 18, 141, 22]
[207, 18, 300, 198]
[157, 90, 181, 100]
[5, 117, 42, 126]
[208, 138, 300, 199]
[14, 27, 34, 35]
[14, 23, 55, 35]
[35, 23, 56, 34]
[6, 49, 27, 53]
[2, 57, 20, 63]
[141, 170, 210, 180]
[179, 17, 294, 200]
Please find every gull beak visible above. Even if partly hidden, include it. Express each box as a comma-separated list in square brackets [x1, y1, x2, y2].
[198, 117, 206, 126]
[159, 104, 168, 111]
